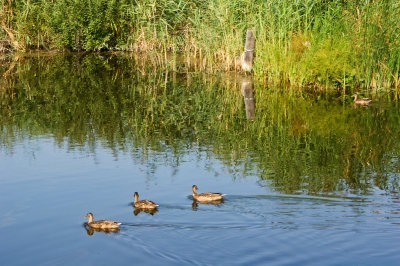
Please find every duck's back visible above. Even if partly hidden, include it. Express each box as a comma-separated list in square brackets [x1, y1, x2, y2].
[195, 192, 225, 201]
[134, 199, 158, 209]
[89, 220, 121, 229]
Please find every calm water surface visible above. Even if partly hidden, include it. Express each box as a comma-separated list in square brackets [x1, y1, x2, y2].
[0, 54, 399, 265]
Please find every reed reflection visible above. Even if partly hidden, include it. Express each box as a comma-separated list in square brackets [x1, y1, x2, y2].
[1, 54, 398, 197]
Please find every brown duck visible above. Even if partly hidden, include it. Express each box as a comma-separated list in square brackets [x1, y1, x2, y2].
[84, 213, 121, 229]
[85, 226, 120, 235]
[134, 192, 158, 209]
[351, 94, 372, 105]
[192, 185, 226, 202]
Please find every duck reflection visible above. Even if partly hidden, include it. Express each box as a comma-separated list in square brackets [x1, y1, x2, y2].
[84, 223, 120, 235]
[191, 199, 225, 211]
[133, 207, 158, 216]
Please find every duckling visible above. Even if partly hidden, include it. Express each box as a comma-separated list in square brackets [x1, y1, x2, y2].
[84, 213, 121, 229]
[133, 192, 158, 209]
[192, 185, 226, 202]
[351, 94, 372, 105]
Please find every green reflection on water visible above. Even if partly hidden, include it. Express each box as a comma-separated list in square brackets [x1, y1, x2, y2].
[1, 53, 399, 195]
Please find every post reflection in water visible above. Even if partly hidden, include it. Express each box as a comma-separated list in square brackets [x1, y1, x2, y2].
[240, 76, 255, 120]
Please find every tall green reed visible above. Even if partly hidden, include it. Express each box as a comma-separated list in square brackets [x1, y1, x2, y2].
[1, 0, 399, 91]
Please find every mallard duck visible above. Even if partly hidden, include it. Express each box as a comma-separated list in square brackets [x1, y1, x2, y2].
[351, 94, 372, 105]
[84, 213, 121, 229]
[192, 185, 226, 202]
[133, 192, 158, 209]
[85, 226, 120, 235]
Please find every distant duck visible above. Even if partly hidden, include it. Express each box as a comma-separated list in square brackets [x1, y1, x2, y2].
[84, 213, 121, 229]
[351, 94, 372, 105]
[134, 192, 158, 209]
[192, 185, 226, 202]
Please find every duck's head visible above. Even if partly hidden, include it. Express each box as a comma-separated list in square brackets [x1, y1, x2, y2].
[351, 94, 358, 99]
[85, 213, 93, 219]
[192, 185, 198, 192]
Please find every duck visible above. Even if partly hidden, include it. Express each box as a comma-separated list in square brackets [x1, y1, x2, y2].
[85, 226, 120, 235]
[192, 185, 226, 202]
[351, 94, 372, 105]
[133, 192, 158, 209]
[84, 213, 121, 229]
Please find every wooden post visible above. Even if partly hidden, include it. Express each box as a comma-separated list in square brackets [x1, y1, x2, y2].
[239, 29, 255, 72]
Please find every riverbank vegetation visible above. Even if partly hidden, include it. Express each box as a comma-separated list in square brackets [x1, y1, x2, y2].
[1, 0, 399, 90]
[1, 55, 399, 194]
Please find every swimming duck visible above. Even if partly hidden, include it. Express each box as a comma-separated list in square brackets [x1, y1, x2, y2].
[85, 226, 120, 235]
[134, 192, 158, 209]
[192, 185, 226, 202]
[351, 94, 372, 105]
[84, 213, 121, 229]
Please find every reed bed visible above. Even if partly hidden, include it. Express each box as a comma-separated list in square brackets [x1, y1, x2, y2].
[1, 0, 399, 90]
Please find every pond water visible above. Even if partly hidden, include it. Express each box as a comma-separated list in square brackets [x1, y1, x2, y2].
[0, 53, 399, 265]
